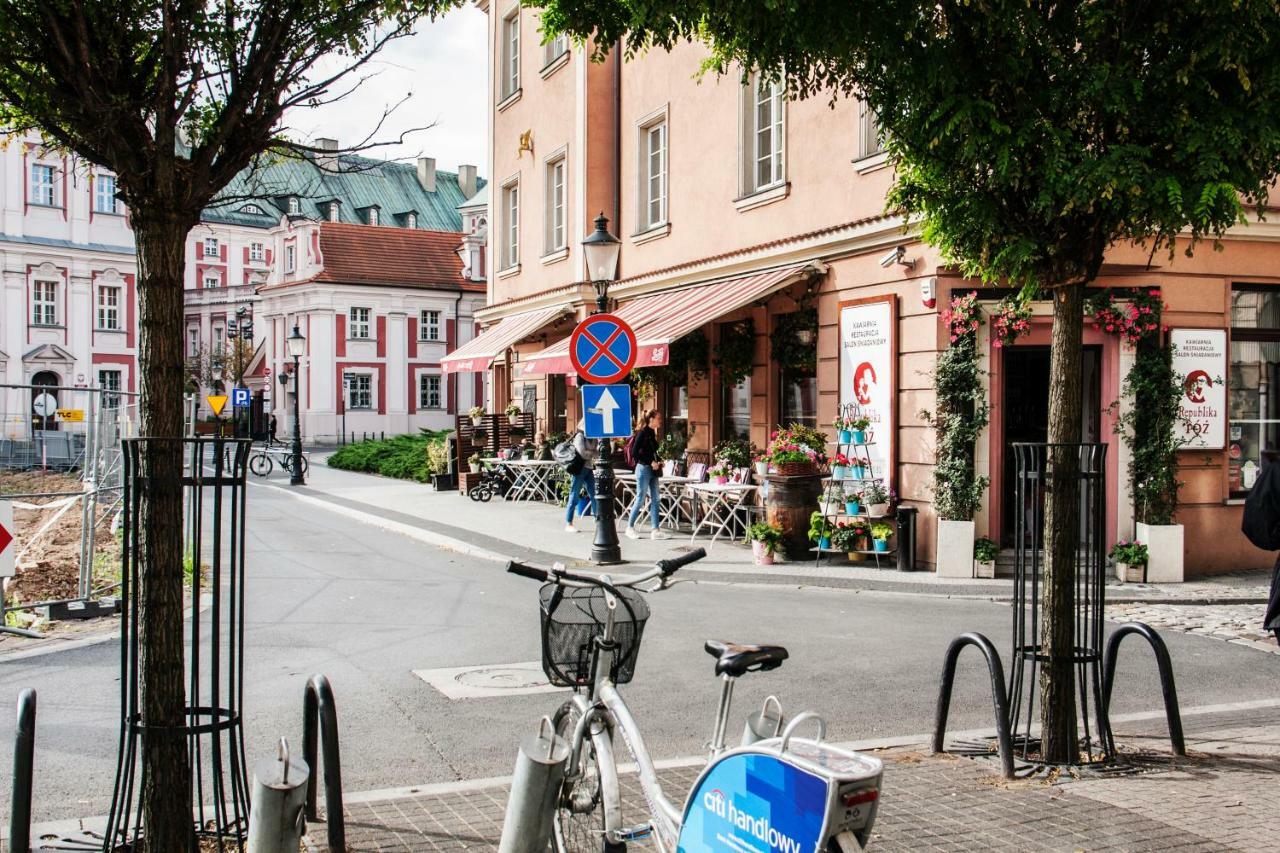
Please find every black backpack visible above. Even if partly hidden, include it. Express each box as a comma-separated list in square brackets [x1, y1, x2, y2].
[1242, 462, 1280, 551]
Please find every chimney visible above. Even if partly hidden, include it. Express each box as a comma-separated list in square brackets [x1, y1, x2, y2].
[416, 157, 437, 192]
[458, 164, 478, 199]
[314, 137, 340, 171]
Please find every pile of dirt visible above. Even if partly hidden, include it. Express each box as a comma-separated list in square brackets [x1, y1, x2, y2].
[1, 470, 121, 606]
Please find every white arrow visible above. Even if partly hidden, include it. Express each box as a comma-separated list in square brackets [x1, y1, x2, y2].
[591, 388, 620, 435]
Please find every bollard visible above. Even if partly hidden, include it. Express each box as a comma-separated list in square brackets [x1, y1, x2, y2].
[497, 716, 569, 853]
[741, 695, 785, 747]
[896, 505, 918, 571]
[10, 688, 35, 853]
[247, 738, 310, 853]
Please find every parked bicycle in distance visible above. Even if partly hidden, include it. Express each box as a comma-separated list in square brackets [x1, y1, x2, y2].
[499, 549, 884, 853]
[247, 442, 309, 478]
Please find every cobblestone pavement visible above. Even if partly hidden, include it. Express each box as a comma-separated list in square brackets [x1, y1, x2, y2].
[1109, 567, 1272, 603]
[1107, 602, 1279, 655]
[322, 706, 1280, 852]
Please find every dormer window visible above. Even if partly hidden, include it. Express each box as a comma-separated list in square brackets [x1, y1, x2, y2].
[406, 212, 417, 229]
[328, 201, 340, 222]
[367, 207, 379, 226]
[239, 203, 266, 215]
[287, 196, 300, 215]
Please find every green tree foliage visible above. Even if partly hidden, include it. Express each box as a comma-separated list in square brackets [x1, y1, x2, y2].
[0, 1, 461, 846]
[531, 0, 1280, 764]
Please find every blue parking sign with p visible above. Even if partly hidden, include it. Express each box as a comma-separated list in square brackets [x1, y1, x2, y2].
[581, 384, 632, 439]
[232, 387, 251, 408]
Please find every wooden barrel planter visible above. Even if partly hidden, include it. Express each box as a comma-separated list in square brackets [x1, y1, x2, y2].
[765, 473, 822, 559]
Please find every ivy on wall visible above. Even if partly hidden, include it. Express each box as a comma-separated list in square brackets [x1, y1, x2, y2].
[632, 329, 709, 401]
[715, 318, 756, 387]
[771, 308, 818, 372]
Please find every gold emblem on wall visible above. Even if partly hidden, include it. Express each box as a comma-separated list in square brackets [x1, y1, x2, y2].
[518, 130, 534, 157]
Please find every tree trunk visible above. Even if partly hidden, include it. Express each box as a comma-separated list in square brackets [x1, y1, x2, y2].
[133, 217, 195, 851]
[1039, 281, 1084, 764]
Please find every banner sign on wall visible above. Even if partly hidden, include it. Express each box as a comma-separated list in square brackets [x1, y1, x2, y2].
[839, 297, 896, 490]
[1170, 328, 1227, 450]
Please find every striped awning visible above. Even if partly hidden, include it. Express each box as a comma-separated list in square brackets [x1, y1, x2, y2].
[520, 264, 814, 375]
[441, 304, 570, 374]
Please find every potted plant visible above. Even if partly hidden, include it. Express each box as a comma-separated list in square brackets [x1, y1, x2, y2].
[808, 512, 834, 551]
[843, 487, 863, 517]
[746, 521, 784, 565]
[830, 453, 851, 481]
[870, 522, 895, 553]
[819, 482, 845, 516]
[467, 452, 482, 474]
[505, 402, 522, 425]
[863, 480, 891, 517]
[849, 416, 872, 445]
[832, 522, 869, 559]
[708, 460, 732, 485]
[658, 433, 688, 467]
[833, 413, 854, 445]
[1110, 540, 1149, 583]
[468, 405, 485, 427]
[713, 438, 754, 472]
[753, 452, 770, 478]
[765, 424, 828, 476]
[973, 537, 999, 578]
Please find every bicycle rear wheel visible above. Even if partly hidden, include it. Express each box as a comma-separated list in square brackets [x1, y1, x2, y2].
[551, 701, 624, 853]
[249, 453, 272, 477]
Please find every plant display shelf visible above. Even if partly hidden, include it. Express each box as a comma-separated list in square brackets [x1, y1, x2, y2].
[815, 431, 893, 569]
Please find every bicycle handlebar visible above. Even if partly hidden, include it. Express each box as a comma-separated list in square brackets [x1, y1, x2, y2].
[657, 548, 706, 576]
[505, 562, 549, 582]
[506, 547, 706, 590]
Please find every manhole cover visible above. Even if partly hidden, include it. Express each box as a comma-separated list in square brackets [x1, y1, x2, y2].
[413, 661, 566, 700]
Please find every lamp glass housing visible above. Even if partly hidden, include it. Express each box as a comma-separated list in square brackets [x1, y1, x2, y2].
[286, 325, 306, 358]
[582, 214, 620, 284]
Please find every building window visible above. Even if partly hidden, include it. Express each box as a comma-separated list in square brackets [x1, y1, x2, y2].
[349, 374, 372, 409]
[98, 370, 122, 409]
[667, 382, 689, 440]
[95, 174, 118, 214]
[640, 118, 667, 230]
[1229, 285, 1280, 493]
[419, 374, 442, 409]
[349, 307, 371, 340]
[367, 207, 379, 226]
[30, 164, 55, 206]
[212, 325, 225, 356]
[240, 203, 265, 215]
[781, 367, 818, 427]
[203, 273, 220, 289]
[32, 280, 57, 325]
[501, 179, 520, 269]
[501, 10, 520, 99]
[328, 202, 340, 222]
[420, 310, 441, 341]
[858, 98, 884, 159]
[287, 196, 300, 215]
[249, 242, 265, 262]
[284, 244, 296, 273]
[204, 237, 219, 256]
[545, 155, 566, 253]
[721, 377, 752, 441]
[743, 74, 785, 194]
[98, 285, 121, 330]
[188, 327, 199, 357]
[544, 31, 568, 66]
[406, 212, 417, 229]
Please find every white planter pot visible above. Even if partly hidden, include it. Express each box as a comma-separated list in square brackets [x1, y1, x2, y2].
[936, 519, 976, 578]
[468, 463, 481, 473]
[868, 503, 889, 518]
[974, 559, 996, 579]
[508, 414, 520, 425]
[755, 462, 769, 477]
[821, 501, 841, 516]
[1136, 522, 1184, 583]
[1115, 562, 1147, 583]
[470, 416, 484, 427]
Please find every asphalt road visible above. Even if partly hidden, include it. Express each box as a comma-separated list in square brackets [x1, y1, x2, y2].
[3, 482, 1280, 822]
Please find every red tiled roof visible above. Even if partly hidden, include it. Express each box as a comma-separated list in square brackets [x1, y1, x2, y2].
[312, 221, 481, 291]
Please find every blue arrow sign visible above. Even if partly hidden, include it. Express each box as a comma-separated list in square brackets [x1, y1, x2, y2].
[581, 384, 632, 439]
[231, 387, 251, 408]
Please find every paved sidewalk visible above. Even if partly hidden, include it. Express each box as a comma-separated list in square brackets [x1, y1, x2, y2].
[315, 703, 1280, 851]
[265, 459, 1272, 605]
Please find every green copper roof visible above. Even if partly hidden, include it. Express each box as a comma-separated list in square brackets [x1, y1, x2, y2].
[203, 152, 485, 232]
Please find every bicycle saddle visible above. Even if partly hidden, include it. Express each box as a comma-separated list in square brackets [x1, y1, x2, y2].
[704, 639, 789, 677]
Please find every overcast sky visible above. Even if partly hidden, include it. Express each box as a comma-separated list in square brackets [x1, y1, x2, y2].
[285, 8, 489, 179]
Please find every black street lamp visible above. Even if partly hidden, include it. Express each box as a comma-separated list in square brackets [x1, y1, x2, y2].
[211, 359, 225, 437]
[582, 213, 623, 564]
[286, 323, 307, 486]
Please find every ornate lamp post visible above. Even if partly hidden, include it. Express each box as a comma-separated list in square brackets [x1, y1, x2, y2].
[582, 213, 622, 563]
[211, 359, 225, 437]
[286, 323, 307, 486]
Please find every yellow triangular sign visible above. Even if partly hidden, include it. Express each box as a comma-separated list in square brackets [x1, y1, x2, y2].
[207, 395, 229, 416]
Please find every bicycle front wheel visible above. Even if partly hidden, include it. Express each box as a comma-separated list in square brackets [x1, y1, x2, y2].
[249, 453, 272, 477]
[551, 701, 624, 853]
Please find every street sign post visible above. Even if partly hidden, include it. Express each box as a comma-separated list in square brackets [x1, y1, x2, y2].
[32, 393, 56, 419]
[0, 501, 14, 578]
[569, 314, 637, 386]
[232, 388, 251, 408]
[581, 385, 633, 439]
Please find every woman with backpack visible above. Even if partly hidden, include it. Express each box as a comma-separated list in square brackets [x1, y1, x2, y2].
[625, 409, 670, 540]
[561, 420, 598, 532]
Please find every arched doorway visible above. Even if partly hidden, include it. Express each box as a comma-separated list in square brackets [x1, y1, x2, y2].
[30, 371, 60, 431]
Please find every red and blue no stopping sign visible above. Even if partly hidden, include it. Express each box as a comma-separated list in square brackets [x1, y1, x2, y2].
[568, 313, 637, 385]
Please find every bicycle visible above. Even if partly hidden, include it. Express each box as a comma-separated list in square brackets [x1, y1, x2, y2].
[247, 444, 309, 478]
[501, 551, 883, 853]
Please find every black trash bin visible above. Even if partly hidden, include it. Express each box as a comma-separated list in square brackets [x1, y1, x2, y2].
[896, 506, 918, 572]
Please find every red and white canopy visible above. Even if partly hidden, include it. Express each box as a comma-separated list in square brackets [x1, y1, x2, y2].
[520, 264, 812, 375]
[441, 304, 569, 374]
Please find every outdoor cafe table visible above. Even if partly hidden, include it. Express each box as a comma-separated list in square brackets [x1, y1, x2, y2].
[614, 471, 696, 530]
[686, 481, 759, 547]
[482, 458, 564, 503]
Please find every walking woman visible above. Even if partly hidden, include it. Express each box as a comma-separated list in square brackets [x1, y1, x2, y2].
[564, 421, 598, 532]
[625, 409, 669, 540]
[1242, 451, 1280, 644]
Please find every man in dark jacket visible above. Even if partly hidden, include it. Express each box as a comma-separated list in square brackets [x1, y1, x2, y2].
[1242, 452, 1280, 643]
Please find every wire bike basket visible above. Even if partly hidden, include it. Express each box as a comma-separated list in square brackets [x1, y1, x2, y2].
[539, 584, 649, 687]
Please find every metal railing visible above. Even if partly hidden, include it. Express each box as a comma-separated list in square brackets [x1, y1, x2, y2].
[302, 674, 345, 852]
